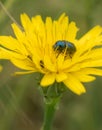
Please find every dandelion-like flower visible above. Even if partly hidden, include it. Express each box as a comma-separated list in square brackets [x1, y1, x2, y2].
[0, 13, 102, 95]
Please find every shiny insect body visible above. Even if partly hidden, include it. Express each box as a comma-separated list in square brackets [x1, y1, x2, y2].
[53, 40, 76, 57]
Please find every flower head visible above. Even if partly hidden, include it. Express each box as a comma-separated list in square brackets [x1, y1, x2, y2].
[0, 13, 102, 95]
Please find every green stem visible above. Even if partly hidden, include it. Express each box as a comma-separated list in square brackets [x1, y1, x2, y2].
[42, 97, 60, 130]
[0, 0, 21, 29]
[0, 0, 16, 21]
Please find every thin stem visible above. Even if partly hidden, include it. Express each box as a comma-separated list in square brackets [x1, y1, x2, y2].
[0, 0, 21, 29]
[41, 83, 65, 130]
[0, 1, 16, 24]
[42, 97, 60, 130]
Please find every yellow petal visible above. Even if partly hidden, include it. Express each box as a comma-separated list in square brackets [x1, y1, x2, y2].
[78, 68, 102, 75]
[79, 26, 102, 43]
[44, 55, 56, 72]
[57, 14, 69, 40]
[63, 73, 86, 95]
[57, 54, 64, 70]
[66, 22, 79, 42]
[63, 59, 72, 69]
[71, 68, 100, 82]
[0, 48, 23, 59]
[76, 26, 102, 56]
[20, 13, 32, 31]
[40, 73, 56, 86]
[81, 60, 102, 68]
[14, 70, 36, 75]
[76, 48, 102, 63]
[71, 72, 96, 82]
[45, 17, 53, 44]
[58, 13, 66, 22]
[88, 48, 102, 59]
[11, 58, 36, 71]
[54, 21, 62, 40]
[11, 23, 24, 42]
[0, 36, 20, 51]
[56, 72, 67, 82]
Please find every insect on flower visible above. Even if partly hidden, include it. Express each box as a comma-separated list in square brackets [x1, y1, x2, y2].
[53, 40, 76, 57]
[0, 13, 102, 95]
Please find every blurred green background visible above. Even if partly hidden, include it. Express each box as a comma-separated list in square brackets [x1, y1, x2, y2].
[0, 0, 102, 130]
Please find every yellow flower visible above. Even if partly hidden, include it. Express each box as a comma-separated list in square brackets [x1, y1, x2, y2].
[0, 13, 102, 95]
